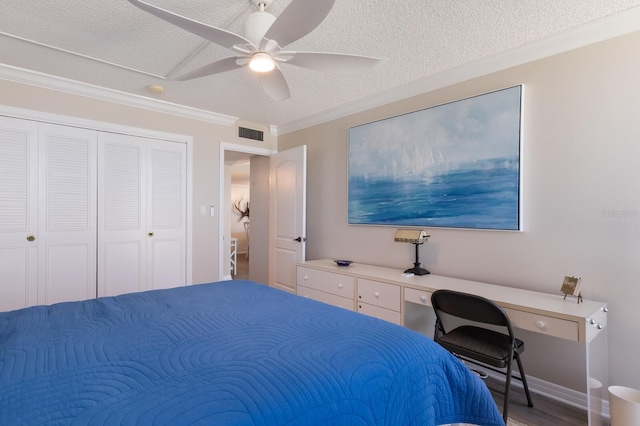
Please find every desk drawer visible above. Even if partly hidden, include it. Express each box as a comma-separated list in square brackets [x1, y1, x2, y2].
[405, 287, 580, 341]
[404, 287, 432, 307]
[358, 302, 402, 325]
[297, 267, 354, 298]
[504, 308, 579, 341]
[298, 285, 354, 311]
[357, 279, 400, 311]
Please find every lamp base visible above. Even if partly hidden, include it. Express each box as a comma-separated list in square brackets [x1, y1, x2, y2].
[404, 265, 430, 275]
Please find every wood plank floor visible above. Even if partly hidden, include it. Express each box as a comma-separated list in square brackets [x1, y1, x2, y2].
[485, 376, 598, 425]
[233, 257, 599, 425]
[232, 253, 250, 280]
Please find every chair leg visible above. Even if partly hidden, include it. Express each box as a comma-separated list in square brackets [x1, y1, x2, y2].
[503, 352, 514, 423]
[514, 352, 534, 407]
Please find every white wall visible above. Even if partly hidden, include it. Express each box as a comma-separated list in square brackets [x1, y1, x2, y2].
[278, 31, 640, 392]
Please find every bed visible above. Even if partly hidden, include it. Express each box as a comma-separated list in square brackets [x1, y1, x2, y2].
[0, 280, 504, 425]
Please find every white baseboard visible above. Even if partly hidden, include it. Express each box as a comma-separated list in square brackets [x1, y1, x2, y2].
[474, 365, 610, 419]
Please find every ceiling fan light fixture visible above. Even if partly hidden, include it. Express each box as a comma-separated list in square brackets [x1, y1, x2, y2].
[249, 52, 275, 73]
[127, 0, 383, 100]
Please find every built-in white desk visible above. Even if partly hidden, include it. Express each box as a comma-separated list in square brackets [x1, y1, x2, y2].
[297, 259, 608, 425]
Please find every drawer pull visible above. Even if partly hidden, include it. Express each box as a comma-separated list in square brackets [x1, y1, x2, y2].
[338, 283, 343, 289]
[303, 275, 308, 280]
[374, 291, 380, 298]
[420, 295, 427, 303]
[589, 318, 596, 325]
[596, 324, 603, 330]
[536, 321, 546, 330]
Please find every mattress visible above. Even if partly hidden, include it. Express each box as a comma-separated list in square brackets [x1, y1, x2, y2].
[0, 280, 504, 425]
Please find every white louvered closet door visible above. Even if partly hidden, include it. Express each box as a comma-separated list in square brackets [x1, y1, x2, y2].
[98, 132, 147, 297]
[37, 123, 98, 305]
[0, 116, 39, 311]
[98, 134, 186, 296]
[146, 139, 187, 290]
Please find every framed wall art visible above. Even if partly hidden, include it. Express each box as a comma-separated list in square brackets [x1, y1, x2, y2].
[348, 85, 523, 231]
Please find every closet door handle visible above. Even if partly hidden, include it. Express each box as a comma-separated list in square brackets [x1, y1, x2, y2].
[148, 232, 154, 237]
[26, 234, 36, 242]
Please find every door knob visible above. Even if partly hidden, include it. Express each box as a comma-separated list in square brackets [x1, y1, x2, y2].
[148, 232, 154, 237]
[26, 234, 36, 242]
[293, 236, 306, 242]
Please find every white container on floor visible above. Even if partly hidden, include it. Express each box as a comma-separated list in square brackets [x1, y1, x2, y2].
[609, 386, 640, 426]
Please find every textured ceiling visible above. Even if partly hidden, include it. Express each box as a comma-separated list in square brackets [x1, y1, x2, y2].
[1, 0, 640, 131]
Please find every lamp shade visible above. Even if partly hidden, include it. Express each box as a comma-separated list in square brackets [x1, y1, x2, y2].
[394, 229, 428, 244]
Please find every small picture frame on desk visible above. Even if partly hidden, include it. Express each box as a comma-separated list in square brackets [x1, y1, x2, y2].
[561, 276, 583, 303]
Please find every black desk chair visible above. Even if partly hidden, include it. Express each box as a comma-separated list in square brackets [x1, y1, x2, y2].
[431, 289, 533, 422]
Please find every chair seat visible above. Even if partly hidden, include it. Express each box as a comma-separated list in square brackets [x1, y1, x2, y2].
[437, 325, 525, 368]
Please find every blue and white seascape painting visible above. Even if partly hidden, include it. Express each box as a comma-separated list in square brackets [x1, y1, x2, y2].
[348, 86, 522, 230]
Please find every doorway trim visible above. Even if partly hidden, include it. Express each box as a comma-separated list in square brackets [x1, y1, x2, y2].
[219, 142, 276, 280]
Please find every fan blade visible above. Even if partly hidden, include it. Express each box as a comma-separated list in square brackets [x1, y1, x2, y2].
[263, 0, 336, 49]
[258, 67, 290, 100]
[284, 52, 384, 72]
[174, 57, 243, 81]
[127, 0, 252, 49]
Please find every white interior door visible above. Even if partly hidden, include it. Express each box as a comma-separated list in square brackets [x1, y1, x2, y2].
[269, 145, 306, 293]
[146, 139, 187, 290]
[0, 116, 38, 311]
[38, 123, 97, 305]
[98, 132, 147, 297]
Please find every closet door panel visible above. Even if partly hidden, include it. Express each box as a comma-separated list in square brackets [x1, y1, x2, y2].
[101, 241, 144, 297]
[98, 133, 147, 297]
[147, 140, 186, 290]
[38, 123, 98, 304]
[0, 117, 38, 311]
[44, 243, 93, 304]
[149, 240, 183, 289]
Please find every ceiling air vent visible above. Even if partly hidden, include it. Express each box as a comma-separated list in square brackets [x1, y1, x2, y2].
[238, 126, 264, 142]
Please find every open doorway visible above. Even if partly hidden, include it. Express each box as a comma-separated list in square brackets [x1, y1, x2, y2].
[229, 160, 250, 280]
[219, 142, 275, 283]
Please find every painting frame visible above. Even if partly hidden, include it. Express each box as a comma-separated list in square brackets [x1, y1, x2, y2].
[348, 85, 523, 231]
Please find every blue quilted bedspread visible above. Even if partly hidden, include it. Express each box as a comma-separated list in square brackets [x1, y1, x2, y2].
[0, 281, 503, 425]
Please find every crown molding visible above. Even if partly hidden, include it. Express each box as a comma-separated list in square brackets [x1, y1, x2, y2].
[276, 6, 640, 135]
[0, 64, 238, 127]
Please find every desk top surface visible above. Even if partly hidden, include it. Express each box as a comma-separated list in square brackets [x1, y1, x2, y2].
[298, 259, 606, 322]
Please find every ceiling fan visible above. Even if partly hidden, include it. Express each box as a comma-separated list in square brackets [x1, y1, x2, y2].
[127, 0, 384, 100]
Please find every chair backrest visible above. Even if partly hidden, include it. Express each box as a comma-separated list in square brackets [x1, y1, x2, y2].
[431, 289, 513, 331]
